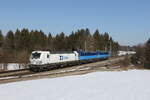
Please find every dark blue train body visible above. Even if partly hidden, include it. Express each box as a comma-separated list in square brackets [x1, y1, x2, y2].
[77, 51, 110, 60]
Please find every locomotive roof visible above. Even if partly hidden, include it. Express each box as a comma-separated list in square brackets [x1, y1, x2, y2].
[32, 51, 75, 54]
[50, 51, 75, 54]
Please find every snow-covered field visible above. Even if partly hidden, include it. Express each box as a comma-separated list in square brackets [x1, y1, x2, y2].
[0, 70, 150, 100]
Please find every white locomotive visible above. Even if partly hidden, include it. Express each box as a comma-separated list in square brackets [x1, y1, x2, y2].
[30, 51, 79, 65]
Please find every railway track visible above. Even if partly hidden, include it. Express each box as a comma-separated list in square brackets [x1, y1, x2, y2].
[0, 69, 34, 78]
[0, 56, 126, 84]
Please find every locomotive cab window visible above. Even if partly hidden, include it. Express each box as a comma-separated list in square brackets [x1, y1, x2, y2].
[47, 54, 49, 58]
[31, 52, 41, 59]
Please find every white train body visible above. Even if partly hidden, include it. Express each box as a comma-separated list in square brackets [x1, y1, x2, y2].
[30, 51, 79, 65]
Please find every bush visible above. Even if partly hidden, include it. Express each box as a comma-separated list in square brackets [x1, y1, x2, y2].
[121, 55, 131, 66]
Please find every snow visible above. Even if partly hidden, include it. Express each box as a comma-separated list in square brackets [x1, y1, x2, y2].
[7, 63, 25, 70]
[0, 70, 150, 100]
[0, 63, 25, 70]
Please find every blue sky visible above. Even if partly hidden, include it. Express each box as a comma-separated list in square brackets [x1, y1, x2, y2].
[0, 0, 150, 46]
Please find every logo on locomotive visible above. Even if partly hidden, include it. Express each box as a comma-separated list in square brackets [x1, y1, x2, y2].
[60, 56, 68, 60]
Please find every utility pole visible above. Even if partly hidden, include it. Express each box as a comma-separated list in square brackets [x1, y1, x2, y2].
[109, 41, 112, 56]
[84, 40, 87, 52]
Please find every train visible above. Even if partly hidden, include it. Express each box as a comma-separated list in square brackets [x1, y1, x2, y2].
[29, 51, 110, 72]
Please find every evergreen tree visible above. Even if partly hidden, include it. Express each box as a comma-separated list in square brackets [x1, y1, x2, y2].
[14, 29, 21, 51]
[20, 28, 30, 51]
[47, 33, 53, 51]
[78, 29, 85, 50]
[54, 32, 66, 51]
[103, 32, 110, 51]
[4, 30, 15, 52]
[30, 30, 47, 50]
[0, 30, 4, 47]
[67, 32, 78, 51]
[144, 38, 150, 68]
[93, 29, 101, 51]
[84, 28, 92, 51]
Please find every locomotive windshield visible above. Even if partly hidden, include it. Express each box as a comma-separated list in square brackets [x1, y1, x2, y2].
[31, 52, 41, 59]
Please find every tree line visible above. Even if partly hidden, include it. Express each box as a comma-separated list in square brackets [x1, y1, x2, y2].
[131, 38, 150, 69]
[0, 28, 119, 63]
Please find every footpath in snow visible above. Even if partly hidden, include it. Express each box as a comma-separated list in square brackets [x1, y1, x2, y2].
[0, 70, 150, 100]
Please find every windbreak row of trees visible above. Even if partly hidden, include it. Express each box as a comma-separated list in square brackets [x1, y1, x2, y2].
[0, 28, 119, 63]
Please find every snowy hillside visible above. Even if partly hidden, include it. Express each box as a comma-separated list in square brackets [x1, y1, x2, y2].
[0, 70, 150, 100]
